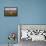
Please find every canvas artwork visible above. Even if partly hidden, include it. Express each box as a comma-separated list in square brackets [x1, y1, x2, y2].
[4, 7, 17, 16]
[18, 25, 46, 41]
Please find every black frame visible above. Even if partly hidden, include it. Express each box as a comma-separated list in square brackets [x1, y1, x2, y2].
[4, 7, 18, 16]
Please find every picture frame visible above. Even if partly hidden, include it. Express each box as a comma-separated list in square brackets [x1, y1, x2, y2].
[4, 7, 18, 16]
[18, 24, 46, 42]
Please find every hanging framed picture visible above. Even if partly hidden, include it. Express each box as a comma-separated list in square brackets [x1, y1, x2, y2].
[4, 7, 18, 16]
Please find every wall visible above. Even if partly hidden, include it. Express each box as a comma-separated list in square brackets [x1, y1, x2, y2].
[0, 0, 46, 44]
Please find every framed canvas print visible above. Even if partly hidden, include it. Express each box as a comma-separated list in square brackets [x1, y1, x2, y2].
[4, 7, 18, 16]
[18, 24, 46, 41]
